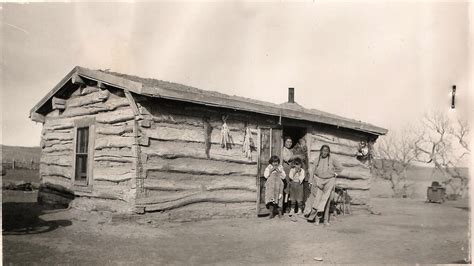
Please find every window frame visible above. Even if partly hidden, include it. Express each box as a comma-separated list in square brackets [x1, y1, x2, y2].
[72, 118, 95, 188]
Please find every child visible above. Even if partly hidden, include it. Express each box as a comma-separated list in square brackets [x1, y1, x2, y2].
[263, 155, 286, 219]
[288, 157, 305, 216]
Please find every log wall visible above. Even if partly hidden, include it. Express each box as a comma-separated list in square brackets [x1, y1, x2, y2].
[39, 86, 136, 208]
[135, 100, 270, 213]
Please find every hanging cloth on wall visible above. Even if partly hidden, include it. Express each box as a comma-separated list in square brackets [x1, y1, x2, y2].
[220, 115, 231, 149]
[242, 127, 253, 160]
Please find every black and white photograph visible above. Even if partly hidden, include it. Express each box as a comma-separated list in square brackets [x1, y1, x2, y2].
[1, 1, 472, 264]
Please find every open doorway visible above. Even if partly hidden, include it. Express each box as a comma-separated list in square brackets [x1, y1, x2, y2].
[281, 126, 308, 214]
[282, 126, 307, 150]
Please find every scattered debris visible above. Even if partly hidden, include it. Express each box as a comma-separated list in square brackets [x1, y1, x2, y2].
[3, 181, 39, 191]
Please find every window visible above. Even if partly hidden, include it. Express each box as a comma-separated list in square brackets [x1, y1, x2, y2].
[73, 117, 95, 187]
[75, 127, 89, 183]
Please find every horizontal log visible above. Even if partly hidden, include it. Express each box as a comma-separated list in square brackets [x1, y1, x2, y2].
[41, 175, 71, 188]
[147, 110, 255, 133]
[63, 105, 106, 117]
[81, 86, 101, 95]
[144, 124, 253, 147]
[143, 124, 204, 143]
[46, 129, 71, 134]
[94, 166, 133, 182]
[144, 157, 257, 177]
[209, 119, 250, 132]
[94, 147, 132, 156]
[95, 160, 132, 168]
[151, 113, 203, 127]
[52, 97, 66, 110]
[139, 119, 152, 128]
[144, 174, 255, 192]
[43, 139, 72, 148]
[42, 150, 71, 157]
[335, 178, 370, 190]
[95, 136, 134, 149]
[40, 155, 73, 167]
[338, 167, 371, 180]
[63, 98, 130, 118]
[145, 101, 269, 128]
[71, 73, 86, 85]
[310, 139, 358, 157]
[45, 109, 61, 118]
[96, 123, 133, 135]
[308, 132, 365, 147]
[94, 155, 135, 163]
[31, 112, 45, 123]
[96, 108, 135, 124]
[43, 132, 74, 141]
[137, 190, 256, 212]
[41, 165, 72, 179]
[67, 90, 110, 108]
[142, 139, 257, 164]
[43, 145, 73, 153]
[74, 184, 134, 202]
[44, 122, 74, 130]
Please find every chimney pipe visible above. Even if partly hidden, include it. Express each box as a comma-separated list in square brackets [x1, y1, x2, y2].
[451, 85, 456, 109]
[288, 87, 295, 103]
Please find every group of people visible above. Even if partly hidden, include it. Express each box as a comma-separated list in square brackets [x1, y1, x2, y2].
[263, 136, 343, 225]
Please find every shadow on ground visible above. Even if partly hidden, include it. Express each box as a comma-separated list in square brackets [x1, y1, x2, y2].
[2, 201, 72, 235]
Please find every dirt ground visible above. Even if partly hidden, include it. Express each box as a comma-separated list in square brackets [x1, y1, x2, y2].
[2, 190, 470, 265]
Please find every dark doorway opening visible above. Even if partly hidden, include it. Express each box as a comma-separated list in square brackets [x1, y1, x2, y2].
[282, 126, 307, 149]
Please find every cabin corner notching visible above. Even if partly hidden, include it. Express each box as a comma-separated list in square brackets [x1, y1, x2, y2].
[31, 66, 387, 216]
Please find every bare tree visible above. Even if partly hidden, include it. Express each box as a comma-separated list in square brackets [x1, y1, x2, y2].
[372, 129, 417, 197]
[414, 111, 470, 199]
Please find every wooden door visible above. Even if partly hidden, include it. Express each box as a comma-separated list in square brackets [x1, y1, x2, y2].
[256, 127, 282, 216]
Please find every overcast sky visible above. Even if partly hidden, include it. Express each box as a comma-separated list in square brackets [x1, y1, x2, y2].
[1, 1, 471, 148]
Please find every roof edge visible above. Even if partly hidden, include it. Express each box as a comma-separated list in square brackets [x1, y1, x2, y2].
[30, 66, 388, 136]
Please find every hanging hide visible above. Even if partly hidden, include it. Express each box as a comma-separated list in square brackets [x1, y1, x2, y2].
[242, 127, 253, 160]
[220, 115, 231, 149]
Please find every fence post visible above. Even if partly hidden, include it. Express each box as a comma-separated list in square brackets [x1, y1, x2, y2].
[12, 159, 15, 170]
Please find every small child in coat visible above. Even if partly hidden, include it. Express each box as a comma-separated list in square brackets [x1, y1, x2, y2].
[263, 155, 286, 219]
[288, 157, 305, 216]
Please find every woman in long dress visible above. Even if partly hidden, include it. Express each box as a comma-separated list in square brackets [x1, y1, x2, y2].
[305, 145, 343, 225]
[281, 136, 294, 210]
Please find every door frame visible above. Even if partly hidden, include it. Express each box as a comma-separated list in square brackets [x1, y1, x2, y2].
[256, 126, 282, 216]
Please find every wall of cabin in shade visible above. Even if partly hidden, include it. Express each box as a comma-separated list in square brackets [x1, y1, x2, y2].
[38, 85, 137, 209]
[134, 98, 278, 214]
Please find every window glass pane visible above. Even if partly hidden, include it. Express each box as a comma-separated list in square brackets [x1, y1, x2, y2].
[75, 154, 87, 181]
[75, 126, 89, 182]
[76, 127, 89, 154]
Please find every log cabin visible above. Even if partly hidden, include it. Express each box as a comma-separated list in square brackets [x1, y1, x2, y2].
[30, 66, 387, 216]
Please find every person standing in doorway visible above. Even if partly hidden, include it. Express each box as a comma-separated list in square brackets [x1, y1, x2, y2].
[281, 136, 294, 211]
[305, 145, 343, 225]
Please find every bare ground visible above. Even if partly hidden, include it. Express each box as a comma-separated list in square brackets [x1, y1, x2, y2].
[2, 190, 470, 265]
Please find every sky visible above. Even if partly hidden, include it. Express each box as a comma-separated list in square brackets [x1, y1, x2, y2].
[1, 1, 472, 148]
